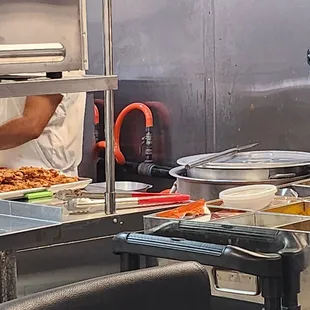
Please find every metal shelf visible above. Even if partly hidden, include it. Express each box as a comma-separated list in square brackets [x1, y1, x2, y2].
[0, 74, 118, 98]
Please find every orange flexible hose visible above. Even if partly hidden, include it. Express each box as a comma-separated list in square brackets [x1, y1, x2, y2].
[96, 102, 154, 165]
[94, 105, 100, 125]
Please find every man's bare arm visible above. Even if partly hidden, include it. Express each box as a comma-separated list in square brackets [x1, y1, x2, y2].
[0, 94, 63, 150]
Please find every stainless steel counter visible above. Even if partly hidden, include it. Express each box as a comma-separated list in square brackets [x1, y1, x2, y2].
[25, 196, 172, 242]
[12, 192, 173, 297]
[0, 180, 176, 300]
[0, 200, 63, 303]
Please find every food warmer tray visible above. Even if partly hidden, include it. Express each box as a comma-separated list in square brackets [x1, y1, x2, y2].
[142, 205, 310, 310]
[137, 221, 308, 310]
[0, 178, 92, 200]
[113, 231, 285, 310]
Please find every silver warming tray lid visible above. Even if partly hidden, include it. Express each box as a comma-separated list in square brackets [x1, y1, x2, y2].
[177, 151, 310, 170]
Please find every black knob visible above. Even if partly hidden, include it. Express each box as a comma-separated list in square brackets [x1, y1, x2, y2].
[307, 49, 310, 66]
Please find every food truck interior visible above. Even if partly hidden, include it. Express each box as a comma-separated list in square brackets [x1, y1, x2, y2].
[1, 0, 310, 309]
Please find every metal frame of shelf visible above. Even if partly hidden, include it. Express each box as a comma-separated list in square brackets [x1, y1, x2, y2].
[103, 0, 116, 215]
[0, 1, 117, 302]
[0, 75, 118, 98]
[0, 0, 117, 215]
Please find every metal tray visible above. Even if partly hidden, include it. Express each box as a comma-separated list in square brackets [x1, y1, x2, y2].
[0, 178, 92, 200]
[144, 206, 251, 232]
[207, 197, 303, 211]
[278, 219, 310, 232]
[214, 212, 307, 228]
[264, 200, 310, 216]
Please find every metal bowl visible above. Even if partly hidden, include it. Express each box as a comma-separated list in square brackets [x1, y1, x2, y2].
[88, 181, 153, 192]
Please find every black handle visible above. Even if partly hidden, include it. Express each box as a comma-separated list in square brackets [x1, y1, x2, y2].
[154, 221, 307, 262]
[113, 232, 282, 278]
[160, 221, 281, 246]
[186, 222, 309, 272]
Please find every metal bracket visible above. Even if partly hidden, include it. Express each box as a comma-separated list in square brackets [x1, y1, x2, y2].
[139, 136, 146, 156]
[212, 268, 261, 296]
[169, 182, 177, 194]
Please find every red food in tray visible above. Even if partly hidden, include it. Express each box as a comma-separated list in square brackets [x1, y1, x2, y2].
[210, 209, 244, 220]
[157, 199, 207, 219]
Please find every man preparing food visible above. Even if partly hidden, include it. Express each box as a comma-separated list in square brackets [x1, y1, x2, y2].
[0, 91, 86, 177]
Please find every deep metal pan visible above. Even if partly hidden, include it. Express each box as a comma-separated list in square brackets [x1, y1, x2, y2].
[169, 167, 307, 200]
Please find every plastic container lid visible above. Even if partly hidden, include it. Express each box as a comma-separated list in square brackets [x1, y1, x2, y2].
[219, 184, 277, 211]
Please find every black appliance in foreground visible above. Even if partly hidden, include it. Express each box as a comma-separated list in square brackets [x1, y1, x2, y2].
[0, 262, 211, 310]
[113, 226, 309, 310]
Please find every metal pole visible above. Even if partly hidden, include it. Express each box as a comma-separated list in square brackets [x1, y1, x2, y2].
[103, 0, 116, 214]
[0, 250, 17, 303]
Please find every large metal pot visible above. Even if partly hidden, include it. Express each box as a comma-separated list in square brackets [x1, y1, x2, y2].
[169, 166, 308, 200]
[177, 151, 310, 181]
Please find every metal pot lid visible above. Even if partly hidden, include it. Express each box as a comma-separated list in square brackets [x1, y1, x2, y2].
[177, 151, 310, 170]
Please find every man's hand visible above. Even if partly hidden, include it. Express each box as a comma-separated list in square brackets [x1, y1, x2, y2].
[0, 94, 63, 150]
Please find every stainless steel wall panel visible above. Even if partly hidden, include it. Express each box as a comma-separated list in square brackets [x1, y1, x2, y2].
[214, 0, 310, 151]
[111, 0, 214, 164]
[87, 0, 310, 165]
